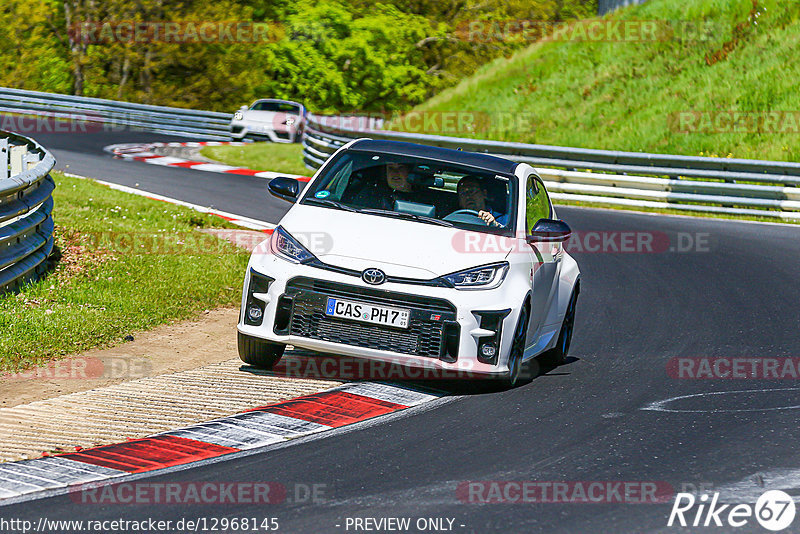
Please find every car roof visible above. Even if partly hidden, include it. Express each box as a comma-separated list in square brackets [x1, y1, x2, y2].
[348, 139, 518, 175]
[250, 99, 304, 107]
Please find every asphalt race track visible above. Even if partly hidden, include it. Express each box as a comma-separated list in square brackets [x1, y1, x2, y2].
[5, 129, 800, 533]
[33, 129, 293, 222]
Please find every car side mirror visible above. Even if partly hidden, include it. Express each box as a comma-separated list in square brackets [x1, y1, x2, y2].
[268, 177, 300, 203]
[527, 218, 572, 243]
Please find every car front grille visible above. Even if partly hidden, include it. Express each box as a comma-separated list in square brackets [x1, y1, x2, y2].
[282, 277, 458, 359]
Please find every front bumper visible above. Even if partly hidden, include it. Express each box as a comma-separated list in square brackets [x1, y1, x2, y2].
[230, 121, 297, 143]
[237, 254, 527, 377]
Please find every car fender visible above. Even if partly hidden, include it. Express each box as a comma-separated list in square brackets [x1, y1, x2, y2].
[497, 289, 532, 372]
[543, 251, 580, 329]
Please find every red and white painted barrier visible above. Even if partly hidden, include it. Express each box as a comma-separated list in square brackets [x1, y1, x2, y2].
[104, 141, 311, 182]
[0, 382, 441, 502]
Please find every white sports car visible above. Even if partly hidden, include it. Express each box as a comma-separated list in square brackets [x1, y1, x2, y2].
[230, 99, 305, 143]
[238, 139, 580, 386]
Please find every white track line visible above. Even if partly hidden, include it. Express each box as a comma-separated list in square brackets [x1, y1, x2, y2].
[62, 172, 275, 232]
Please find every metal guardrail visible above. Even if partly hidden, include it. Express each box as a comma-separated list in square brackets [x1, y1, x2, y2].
[301, 113, 800, 221]
[0, 87, 233, 140]
[598, 0, 648, 16]
[0, 130, 56, 293]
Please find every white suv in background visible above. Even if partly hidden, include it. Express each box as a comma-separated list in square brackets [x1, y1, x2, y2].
[230, 99, 305, 143]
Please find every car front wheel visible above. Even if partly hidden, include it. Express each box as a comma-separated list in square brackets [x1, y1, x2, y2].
[238, 332, 285, 369]
[546, 287, 578, 366]
[501, 305, 530, 388]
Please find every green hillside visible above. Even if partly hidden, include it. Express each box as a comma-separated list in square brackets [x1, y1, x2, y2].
[0, 0, 594, 113]
[400, 0, 800, 161]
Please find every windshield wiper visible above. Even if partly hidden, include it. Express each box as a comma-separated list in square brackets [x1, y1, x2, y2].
[305, 198, 360, 213]
[360, 208, 454, 227]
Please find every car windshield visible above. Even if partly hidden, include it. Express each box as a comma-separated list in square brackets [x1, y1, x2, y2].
[301, 150, 516, 234]
[250, 101, 301, 113]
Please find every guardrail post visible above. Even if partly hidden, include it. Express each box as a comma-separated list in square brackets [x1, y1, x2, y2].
[10, 144, 26, 175]
[0, 138, 7, 180]
[24, 151, 41, 169]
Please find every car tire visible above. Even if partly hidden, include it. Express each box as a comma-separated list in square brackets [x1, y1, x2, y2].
[501, 305, 531, 388]
[238, 332, 285, 369]
[546, 287, 578, 367]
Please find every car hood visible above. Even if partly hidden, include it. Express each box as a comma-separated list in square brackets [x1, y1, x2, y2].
[280, 205, 514, 279]
[240, 110, 300, 126]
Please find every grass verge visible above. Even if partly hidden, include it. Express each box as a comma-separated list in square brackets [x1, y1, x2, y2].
[0, 172, 251, 373]
[201, 142, 309, 176]
[401, 0, 800, 162]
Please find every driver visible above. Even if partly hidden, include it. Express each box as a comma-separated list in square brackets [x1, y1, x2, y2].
[455, 175, 507, 226]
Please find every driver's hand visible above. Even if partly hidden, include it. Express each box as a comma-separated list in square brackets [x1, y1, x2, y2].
[478, 210, 500, 226]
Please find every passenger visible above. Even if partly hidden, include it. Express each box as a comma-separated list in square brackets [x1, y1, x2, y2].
[349, 163, 434, 211]
[385, 163, 414, 196]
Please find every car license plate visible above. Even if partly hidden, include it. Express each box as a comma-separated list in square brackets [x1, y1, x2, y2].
[325, 297, 410, 329]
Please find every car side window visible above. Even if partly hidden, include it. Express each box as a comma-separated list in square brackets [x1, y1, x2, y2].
[525, 175, 551, 233]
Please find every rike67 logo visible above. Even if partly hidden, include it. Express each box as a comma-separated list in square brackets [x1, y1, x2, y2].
[668, 490, 796, 531]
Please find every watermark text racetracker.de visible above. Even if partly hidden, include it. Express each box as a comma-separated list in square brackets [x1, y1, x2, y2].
[0, 113, 105, 134]
[86, 229, 713, 258]
[451, 230, 711, 255]
[1, 357, 151, 380]
[455, 19, 727, 43]
[69, 21, 280, 44]
[457, 481, 674, 504]
[271, 355, 514, 381]
[0, 111, 217, 135]
[313, 110, 536, 136]
[670, 111, 800, 134]
[69, 481, 326, 505]
[79, 230, 268, 255]
[263, 229, 712, 257]
[667, 357, 800, 379]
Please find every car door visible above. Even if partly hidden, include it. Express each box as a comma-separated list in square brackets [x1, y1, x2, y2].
[525, 173, 560, 341]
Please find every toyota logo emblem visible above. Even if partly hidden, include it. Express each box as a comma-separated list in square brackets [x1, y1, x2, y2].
[362, 268, 386, 285]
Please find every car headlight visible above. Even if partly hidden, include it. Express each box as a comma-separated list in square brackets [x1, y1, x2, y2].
[234, 111, 244, 121]
[285, 117, 295, 126]
[269, 226, 315, 263]
[443, 262, 509, 290]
